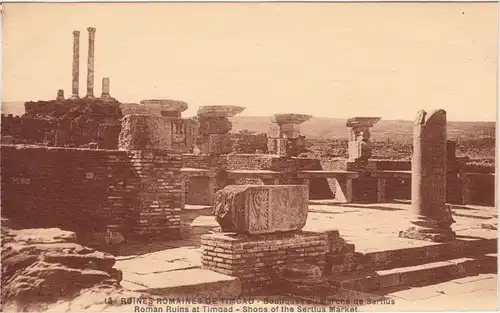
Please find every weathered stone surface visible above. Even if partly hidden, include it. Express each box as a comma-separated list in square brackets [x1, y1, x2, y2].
[118, 114, 196, 152]
[140, 99, 188, 113]
[271, 113, 312, 125]
[1, 225, 122, 310]
[213, 185, 309, 234]
[198, 134, 232, 155]
[4, 227, 77, 244]
[197, 105, 245, 118]
[400, 109, 456, 242]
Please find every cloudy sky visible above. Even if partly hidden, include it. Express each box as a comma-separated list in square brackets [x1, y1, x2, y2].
[2, 2, 498, 121]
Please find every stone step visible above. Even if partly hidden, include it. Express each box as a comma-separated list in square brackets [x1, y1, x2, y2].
[361, 237, 497, 271]
[120, 268, 241, 298]
[327, 254, 497, 292]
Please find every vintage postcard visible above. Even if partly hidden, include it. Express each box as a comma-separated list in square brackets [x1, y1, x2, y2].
[1, 1, 498, 312]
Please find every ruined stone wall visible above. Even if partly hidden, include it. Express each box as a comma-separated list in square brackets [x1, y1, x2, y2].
[1, 145, 181, 238]
[226, 154, 274, 170]
[1, 114, 56, 145]
[182, 154, 217, 169]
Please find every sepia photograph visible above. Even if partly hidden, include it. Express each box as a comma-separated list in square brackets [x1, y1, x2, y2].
[1, 1, 498, 312]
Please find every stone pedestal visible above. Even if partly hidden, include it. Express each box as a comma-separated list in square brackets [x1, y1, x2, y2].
[201, 231, 327, 294]
[346, 117, 380, 165]
[267, 114, 311, 157]
[196, 105, 245, 155]
[399, 110, 456, 242]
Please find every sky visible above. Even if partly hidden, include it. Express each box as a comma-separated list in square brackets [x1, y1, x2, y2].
[1, 2, 498, 121]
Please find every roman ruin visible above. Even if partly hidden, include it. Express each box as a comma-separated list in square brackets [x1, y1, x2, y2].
[0, 26, 496, 312]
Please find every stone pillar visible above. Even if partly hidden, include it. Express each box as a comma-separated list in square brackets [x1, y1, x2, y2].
[100, 77, 111, 100]
[399, 109, 456, 242]
[85, 27, 96, 99]
[346, 117, 381, 165]
[196, 105, 245, 155]
[71, 30, 80, 100]
[56, 89, 65, 101]
[267, 114, 312, 157]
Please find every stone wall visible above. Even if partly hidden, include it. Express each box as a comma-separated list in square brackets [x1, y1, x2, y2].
[1, 114, 56, 145]
[1, 145, 182, 239]
[226, 154, 274, 170]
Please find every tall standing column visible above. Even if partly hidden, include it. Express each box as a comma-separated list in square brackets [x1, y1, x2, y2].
[399, 109, 456, 242]
[71, 30, 80, 100]
[85, 27, 96, 99]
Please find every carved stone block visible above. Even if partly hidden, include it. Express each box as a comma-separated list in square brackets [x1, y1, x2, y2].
[118, 114, 196, 152]
[213, 185, 309, 234]
[198, 134, 233, 155]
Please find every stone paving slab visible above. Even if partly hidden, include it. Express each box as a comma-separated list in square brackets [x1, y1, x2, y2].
[120, 268, 241, 298]
[115, 247, 202, 274]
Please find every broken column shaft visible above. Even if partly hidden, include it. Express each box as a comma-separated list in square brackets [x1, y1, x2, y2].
[399, 109, 456, 242]
[100, 77, 113, 101]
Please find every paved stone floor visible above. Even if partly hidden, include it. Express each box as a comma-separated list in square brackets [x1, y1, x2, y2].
[115, 202, 498, 311]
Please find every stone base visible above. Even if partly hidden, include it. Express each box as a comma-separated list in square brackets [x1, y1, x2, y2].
[399, 226, 456, 242]
[201, 231, 327, 294]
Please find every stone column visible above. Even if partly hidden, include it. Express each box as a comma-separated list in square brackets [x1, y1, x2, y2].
[100, 77, 113, 101]
[399, 109, 456, 242]
[71, 30, 80, 100]
[85, 27, 96, 99]
[267, 114, 312, 157]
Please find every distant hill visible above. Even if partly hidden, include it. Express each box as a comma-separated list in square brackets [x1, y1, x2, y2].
[230, 116, 496, 143]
